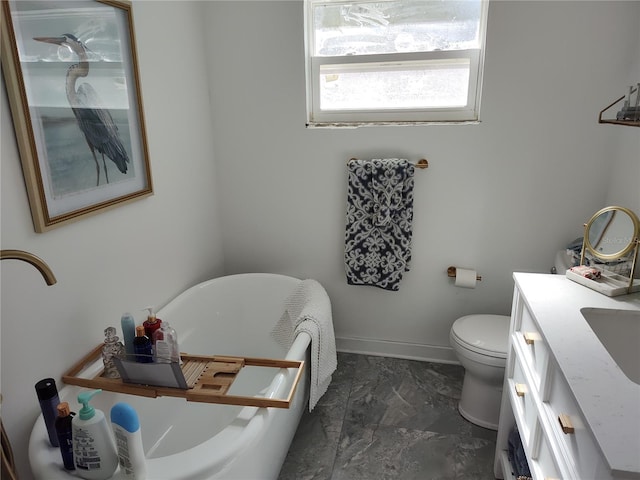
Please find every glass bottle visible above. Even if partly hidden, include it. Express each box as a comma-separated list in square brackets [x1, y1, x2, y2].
[102, 326, 124, 378]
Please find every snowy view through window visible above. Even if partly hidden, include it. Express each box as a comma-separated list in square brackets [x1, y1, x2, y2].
[308, 0, 486, 122]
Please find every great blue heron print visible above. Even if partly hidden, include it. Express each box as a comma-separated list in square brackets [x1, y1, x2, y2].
[34, 34, 129, 186]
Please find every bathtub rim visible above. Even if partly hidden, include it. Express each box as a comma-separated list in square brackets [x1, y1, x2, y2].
[156, 272, 304, 312]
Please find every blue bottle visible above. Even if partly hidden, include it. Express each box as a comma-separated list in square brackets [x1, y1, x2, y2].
[133, 325, 153, 363]
[55, 402, 75, 470]
[121, 312, 136, 356]
[111, 402, 147, 479]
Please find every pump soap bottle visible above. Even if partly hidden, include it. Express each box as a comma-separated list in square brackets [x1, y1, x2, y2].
[111, 402, 146, 479]
[72, 389, 119, 480]
[142, 307, 162, 347]
[55, 402, 75, 470]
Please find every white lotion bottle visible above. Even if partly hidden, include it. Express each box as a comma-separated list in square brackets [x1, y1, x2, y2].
[72, 389, 119, 479]
[111, 402, 146, 479]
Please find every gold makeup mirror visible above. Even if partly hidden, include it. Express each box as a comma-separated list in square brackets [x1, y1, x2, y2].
[571, 206, 640, 296]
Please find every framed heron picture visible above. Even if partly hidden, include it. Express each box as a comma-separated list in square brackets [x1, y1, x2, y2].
[1, 0, 152, 232]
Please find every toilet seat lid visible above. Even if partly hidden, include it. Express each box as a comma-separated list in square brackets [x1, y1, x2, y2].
[451, 314, 510, 358]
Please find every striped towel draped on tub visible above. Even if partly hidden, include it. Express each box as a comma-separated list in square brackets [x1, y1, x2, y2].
[344, 158, 415, 291]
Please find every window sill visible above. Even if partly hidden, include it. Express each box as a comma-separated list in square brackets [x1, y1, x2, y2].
[305, 120, 481, 128]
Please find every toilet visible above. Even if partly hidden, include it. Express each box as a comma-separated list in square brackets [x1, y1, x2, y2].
[450, 314, 510, 430]
[449, 253, 569, 430]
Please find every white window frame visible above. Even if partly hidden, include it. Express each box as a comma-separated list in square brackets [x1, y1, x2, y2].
[305, 0, 490, 127]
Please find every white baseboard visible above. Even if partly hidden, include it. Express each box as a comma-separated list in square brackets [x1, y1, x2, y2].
[335, 336, 459, 365]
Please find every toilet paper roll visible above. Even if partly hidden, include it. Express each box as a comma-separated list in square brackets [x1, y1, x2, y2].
[455, 268, 477, 288]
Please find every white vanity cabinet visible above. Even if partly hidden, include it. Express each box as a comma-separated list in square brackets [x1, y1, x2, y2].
[494, 273, 640, 480]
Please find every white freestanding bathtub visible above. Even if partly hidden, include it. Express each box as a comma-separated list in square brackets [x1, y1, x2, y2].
[29, 273, 312, 480]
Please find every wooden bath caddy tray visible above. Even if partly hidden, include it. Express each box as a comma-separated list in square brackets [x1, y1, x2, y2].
[62, 344, 304, 409]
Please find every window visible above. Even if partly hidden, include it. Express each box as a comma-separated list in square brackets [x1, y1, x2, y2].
[305, 0, 489, 126]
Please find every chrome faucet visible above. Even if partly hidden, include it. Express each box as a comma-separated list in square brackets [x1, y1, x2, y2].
[0, 249, 57, 285]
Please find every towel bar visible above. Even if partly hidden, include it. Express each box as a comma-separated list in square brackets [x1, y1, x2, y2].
[348, 158, 429, 169]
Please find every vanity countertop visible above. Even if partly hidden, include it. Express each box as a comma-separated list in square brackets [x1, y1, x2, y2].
[513, 272, 640, 477]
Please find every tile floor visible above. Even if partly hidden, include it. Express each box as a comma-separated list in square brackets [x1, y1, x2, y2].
[278, 353, 497, 480]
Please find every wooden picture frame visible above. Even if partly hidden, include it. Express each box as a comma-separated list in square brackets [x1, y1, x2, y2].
[1, 0, 152, 232]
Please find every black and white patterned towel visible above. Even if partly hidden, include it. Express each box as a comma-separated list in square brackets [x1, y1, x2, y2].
[344, 158, 415, 291]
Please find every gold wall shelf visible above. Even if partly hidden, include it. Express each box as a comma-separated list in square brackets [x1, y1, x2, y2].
[599, 86, 640, 127]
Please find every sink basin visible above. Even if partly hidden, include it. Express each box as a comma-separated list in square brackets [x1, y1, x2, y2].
[581, 307, 640, 385]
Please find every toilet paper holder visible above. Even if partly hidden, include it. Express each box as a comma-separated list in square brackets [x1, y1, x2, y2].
[447, 266, 482, 281]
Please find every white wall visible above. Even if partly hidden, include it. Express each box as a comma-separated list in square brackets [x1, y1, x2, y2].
[0, 3, 224, 478]
[206, 0, 640, 358]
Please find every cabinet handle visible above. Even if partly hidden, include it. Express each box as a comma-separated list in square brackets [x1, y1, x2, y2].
[515, 383, 527, 397]
[523, 331, 538, 345]
[558, 414, 575, 434]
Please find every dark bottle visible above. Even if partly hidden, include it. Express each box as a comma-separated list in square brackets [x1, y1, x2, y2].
[54, 402, 75, 470]
[133, 325, 153, 363]
[35, 378, 60, 447]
